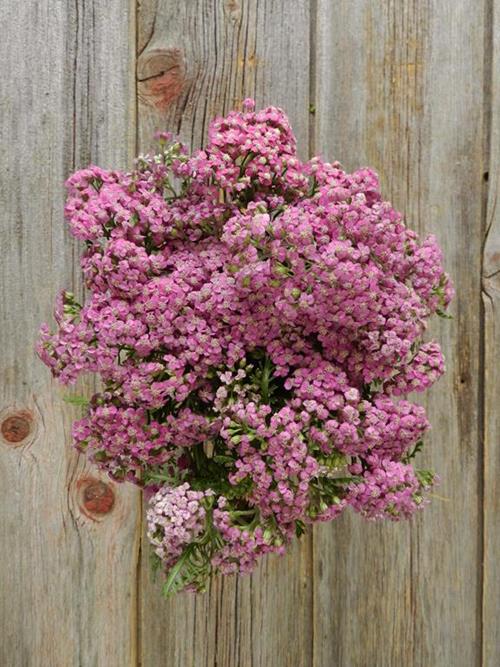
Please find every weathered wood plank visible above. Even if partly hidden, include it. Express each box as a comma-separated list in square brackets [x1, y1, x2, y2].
[1, 1, 492, 665]
[137, 0, 311, 153]
[482, 1, 500, 665]
[0, 2, 139, 666]
[312, 1, 485, 665]
[136, 1, 313, 665]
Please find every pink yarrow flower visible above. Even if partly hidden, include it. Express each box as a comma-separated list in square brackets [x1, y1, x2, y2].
[37, 99, 452, 595]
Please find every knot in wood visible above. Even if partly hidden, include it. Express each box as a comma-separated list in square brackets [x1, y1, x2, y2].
[1, 411, 32, 444]
[81, 480, 115, 516]
[137, 48, 185, 110]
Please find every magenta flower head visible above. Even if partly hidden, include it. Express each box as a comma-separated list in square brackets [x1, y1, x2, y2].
[37, 100, 453, 595]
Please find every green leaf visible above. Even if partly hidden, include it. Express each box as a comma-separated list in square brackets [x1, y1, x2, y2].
[295, 520, 306, 538]
[402, 440, 424, 463]
[162, 546, 194, 597]
[213, 455, 234, 465]
[327, 476, 361, 485]
[415, 469, 435, 488]
[436, 308, 453, 319]
[63, 395, 89, 407]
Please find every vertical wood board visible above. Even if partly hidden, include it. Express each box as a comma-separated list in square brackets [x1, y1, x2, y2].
[312, 1, 485, 665]
[136, 1, 314, 666]
[482, 1, 500, 665]
[0, 2, 139, 666]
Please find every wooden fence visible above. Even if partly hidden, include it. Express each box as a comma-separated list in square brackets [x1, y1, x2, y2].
[1, 1, 498, 665]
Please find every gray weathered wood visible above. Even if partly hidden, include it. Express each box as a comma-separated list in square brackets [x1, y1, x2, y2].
[482, 1, 500, 665]
[1, 1, 497, 665]
[312, 1, 485, 665]
[137, 0, 311, 153]
[136, 2, 313, 666]
[0, 2, 139, 666]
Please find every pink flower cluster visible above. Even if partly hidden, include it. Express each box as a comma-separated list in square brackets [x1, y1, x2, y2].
[147, 484, 212, 570]
[347, 457, 432, 520]
[211, 496, 286, 575]
[38, 100, 453, 594]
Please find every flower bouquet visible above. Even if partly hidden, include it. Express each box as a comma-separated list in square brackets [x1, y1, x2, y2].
[37, 100, 453, 595]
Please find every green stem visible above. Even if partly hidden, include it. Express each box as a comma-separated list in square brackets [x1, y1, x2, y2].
[162, 544, 194, 596]
[261, 355, 271, 404]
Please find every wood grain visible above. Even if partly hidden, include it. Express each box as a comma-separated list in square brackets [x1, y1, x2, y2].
[0, 2, 139, 666]
[1, 1, 497, 665]
[312, 1, 486, 665]
[137, 0, 311, 154]
[136, 2, 314, 666]
[482, 1, 500, 665]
